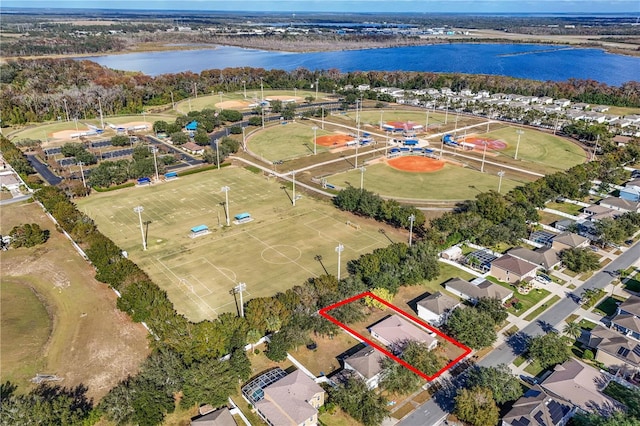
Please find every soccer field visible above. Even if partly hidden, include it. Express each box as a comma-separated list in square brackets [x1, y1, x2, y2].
[77, 166, 399, 322]
[248, 121, 334, 161]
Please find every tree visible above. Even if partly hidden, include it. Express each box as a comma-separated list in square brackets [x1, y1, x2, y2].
[379, 341, 447, 395]
[181, 358, 237, 408]
[328, 375, 389, 426]
[364, 287, 393, 310]
[528, 332, 571, 369]
[454, 386, 500, 426]
[229, 348, 251, 381]
[9, 223, 49, 248]
[572, 412, 640, 426]
[560, 248, 600, 273]
[111, 134, 130, 146]
[563, 321, 582, 340]
[465, 365, 523, 405]
[446, 308, 497, 349]
[193, 129, 210, 146]
[265, 331, 290, 362]
[169, 131, 188, 145]
[475, 297, 508, 325]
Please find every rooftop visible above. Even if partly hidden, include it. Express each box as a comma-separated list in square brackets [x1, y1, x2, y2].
[445, 277, 513, 302]
[369, 314, 437, 349]
[343, 345, 385, 380]
[618, 295, 640, 317]
[552, 232, 589, 248]
[417, 291, 460, 316]
[589, 325, 640, 369]
[502, 385, 573, 426]
[492, 254, 539, 276]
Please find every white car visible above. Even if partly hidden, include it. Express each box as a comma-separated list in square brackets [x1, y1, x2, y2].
[535, 275, 551, 285]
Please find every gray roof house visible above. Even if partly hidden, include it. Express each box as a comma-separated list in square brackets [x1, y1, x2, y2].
[507, 247, 561, 272]
[551, 232, 590, 251]
[599, 197, 640, 213]
[444, 277, 513, 304]
[611, 295, 640, 341]
[502, 385, 574, 426]
[588, 324, 640, 375]
[343, 346, 386, 389]
[191, 407, 237, 426]
[416, 291, 461, 327]
[369, 314, 438, 352]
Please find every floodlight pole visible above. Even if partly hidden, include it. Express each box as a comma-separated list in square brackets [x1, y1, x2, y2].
[498, 170, 505, 193]
[425, 108, 430, 131]
[77, 161, 87, 188]
[219, 91, 223, 103]
[292, 170, 297, 206]
[234, 282, 247, 317]
[63, 98, 70, 122]
[242, 126, 246, 151]
[408, 214, 415, 247]
[444, 98, 449, 124]
[152, 146, 159, 182]
[170, 91, 175, 110]
[221, 186, 230, 226]
[380, 110, 384, 130]
[360, 166, 366, 191]
[262, 106, 265, 129]
[215, 139, 220, 170]
[355, 124, 360, 169]
[481, 141, 488, 173]
[260, 78, 264, 101]
[98, 97, 105, 129]
[315, 79, 319, 101]
[321, 107, 325, 129]
[335, 243, 344, 280]
[242, 80, 246, 99]
[134, 206, 146, 251]
[515, 129, 524, 160]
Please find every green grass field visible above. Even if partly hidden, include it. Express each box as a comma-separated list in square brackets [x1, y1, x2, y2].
[326, 162, 526, 201]
[483, 126, 585, 171]
[10, 114, 176, 143]
[77, 166, 402, 322]
[248, 121, 332, 161]
[333, 109, 469, 130]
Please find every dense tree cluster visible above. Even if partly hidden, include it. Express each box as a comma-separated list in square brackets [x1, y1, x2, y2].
[60, 142, 97, 165]
[445, 297, 507, 349]
[327, 376, 389, 426]
[87, 145, 165, 188]
[379, 341, 448, 395]
[0, 136, 35, 177]
[464, 364, 523, 405]
[9, 223, 49, 248]
[334, 186, 425, 230]
[560, 247, 601, 273]
[454, 386, 500, 426]
[527, 332, 571, 369]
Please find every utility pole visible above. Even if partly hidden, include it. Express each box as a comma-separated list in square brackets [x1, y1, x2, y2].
[97, 97, 104, 129]
[77, 162, 86, 188]
[215, 139, 220, 170]
[133, 206, 146, 251]
[408, 214, 415, 247]
[242, 80, 246, 99]
[515, 129, 524, 160]
[221, 186, 230, 226]
[360, 166, 366, 191]
[63, 98, 70, 122]
[481, 141, 488, 173]
[152, 146, 159, 182]
[315, 79, 319, 101]
[335, 243, 344, 280]
[233, 282, 246, 317]
[292, 170, 297, 206]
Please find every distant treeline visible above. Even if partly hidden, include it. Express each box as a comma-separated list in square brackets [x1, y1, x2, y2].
[1, 59, 639, 126]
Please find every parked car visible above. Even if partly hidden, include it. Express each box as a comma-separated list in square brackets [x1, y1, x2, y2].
[535, 275, 551, 285]
[625, 240, 634, 245]
[588, 245, 599, 252]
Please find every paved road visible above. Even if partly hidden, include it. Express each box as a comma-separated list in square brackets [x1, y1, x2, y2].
[27, 154, 62, 185]
[401, 242, 640, 426]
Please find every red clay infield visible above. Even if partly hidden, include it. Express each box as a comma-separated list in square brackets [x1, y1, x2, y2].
[386, 121, 422, 130]
[459, 135, 508, 150]
[316, 134, 354, 147]
[388, 156, 445, 172]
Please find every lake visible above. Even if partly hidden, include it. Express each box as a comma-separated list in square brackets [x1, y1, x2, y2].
[83, 43, 639, 86]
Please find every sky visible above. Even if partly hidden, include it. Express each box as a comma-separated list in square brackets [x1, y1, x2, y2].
[3, 0, 639, 14]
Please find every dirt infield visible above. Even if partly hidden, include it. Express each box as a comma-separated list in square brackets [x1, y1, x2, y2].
[459, 135, 508, 150]
[385, 121, 423, 130]
[266, 95, 304, 102]
[316, 134, 354, 147]
[217, 100, 251, 109]
[387, 156, 445, 173]
[51, 121, 149, 140]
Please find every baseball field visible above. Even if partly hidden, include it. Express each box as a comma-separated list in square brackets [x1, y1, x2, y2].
[76, 166, 404, 322]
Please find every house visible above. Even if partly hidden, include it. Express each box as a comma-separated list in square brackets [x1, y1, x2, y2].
[613, 135, 632, 145]
[182, 142, 206, 155]
[502, 385, 574, 426]
[444, 277, 513, 304]
[343, 345, 385, 389]
[554, 98, 571, 108]
[620, 178, 640, 202]
[0, 171, 21, 191]
[583, 204, 619, 221]
[369, 314, 438, 352]
[191, 406, 237, 426]
[416, 291, 461, 326]
[507, 247, 562, 272]
[252, 370, 325, 426]
[491, 254, 540, 283]
[551, 232, 590, 251]
[599, 197, 640, 213]
[588, 325, 640, 375]
[611, 295, 640, 341]
[530, 230, 558, 247]
[554, 219, 576, 232]
[540, 359, 620, 415]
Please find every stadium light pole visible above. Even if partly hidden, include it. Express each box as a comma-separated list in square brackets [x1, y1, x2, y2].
[97, 97, 105, 129]
[63, 98, 70, 122]
[497, 170, 505, 193]
[261, 106, 265, 129]
[321, 107, 325, 130]
[170, 91, 175, 110]
[380, 110, 384, 130]
[242, 80, 246, 99]
[292, 170, 297, 206]
[260, 77, 264, 101]
[360, 166, 366, 191]
[234, 282, 247, 317]
[152, 146, 159, 182]
[77, 161, 86, 188]
[335, 243, 344, 280]
[425, 107, 429, 131]
[215, 139, 220, 170]
[194, 82, 198, 98]
[133, 206, 146, 251]
[219, 91, 223, 104]
[440, 135, 445, 160]
[515, 129, 524, 160]
[315, 79, 319, 101]
[221, 186, 230, 226]
[408, 214, 416, 247]
[312, 126, 318, 155]
[481, 141, 488, 173]
[444, 98, 449, 124]
[242, 126, 246, 151]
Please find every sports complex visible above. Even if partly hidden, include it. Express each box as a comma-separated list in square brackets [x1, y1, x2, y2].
[39, 91, 588, 321]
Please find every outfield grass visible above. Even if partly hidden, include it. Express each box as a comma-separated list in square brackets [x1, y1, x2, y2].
[10, 114, 175, 143]
[248, 121, 332, 161]
[327, 162, 526, 201]
[333, 109, 455, 129]
[0, 201, 149, 399]
[175, 89, 322, 114]
[484, 126, 586, 171]
[77, 166, 404, 322]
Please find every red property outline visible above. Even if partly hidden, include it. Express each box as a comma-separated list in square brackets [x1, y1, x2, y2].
[318, 291, 472, 381]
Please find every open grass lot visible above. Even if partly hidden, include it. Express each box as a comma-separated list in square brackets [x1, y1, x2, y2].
[327, 161, 526, 201]
[288, 332, 360, 377]
[484, 126, 586, 171]
[77, 166, 404, 322]
[546, 201, 585, 216]
[248, 121, 333, 161]
[10, 114, 175, 144]
[0, 201, 149, 399]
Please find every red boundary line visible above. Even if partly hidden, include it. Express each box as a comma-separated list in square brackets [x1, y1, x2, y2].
[318, 291, 472, 381]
